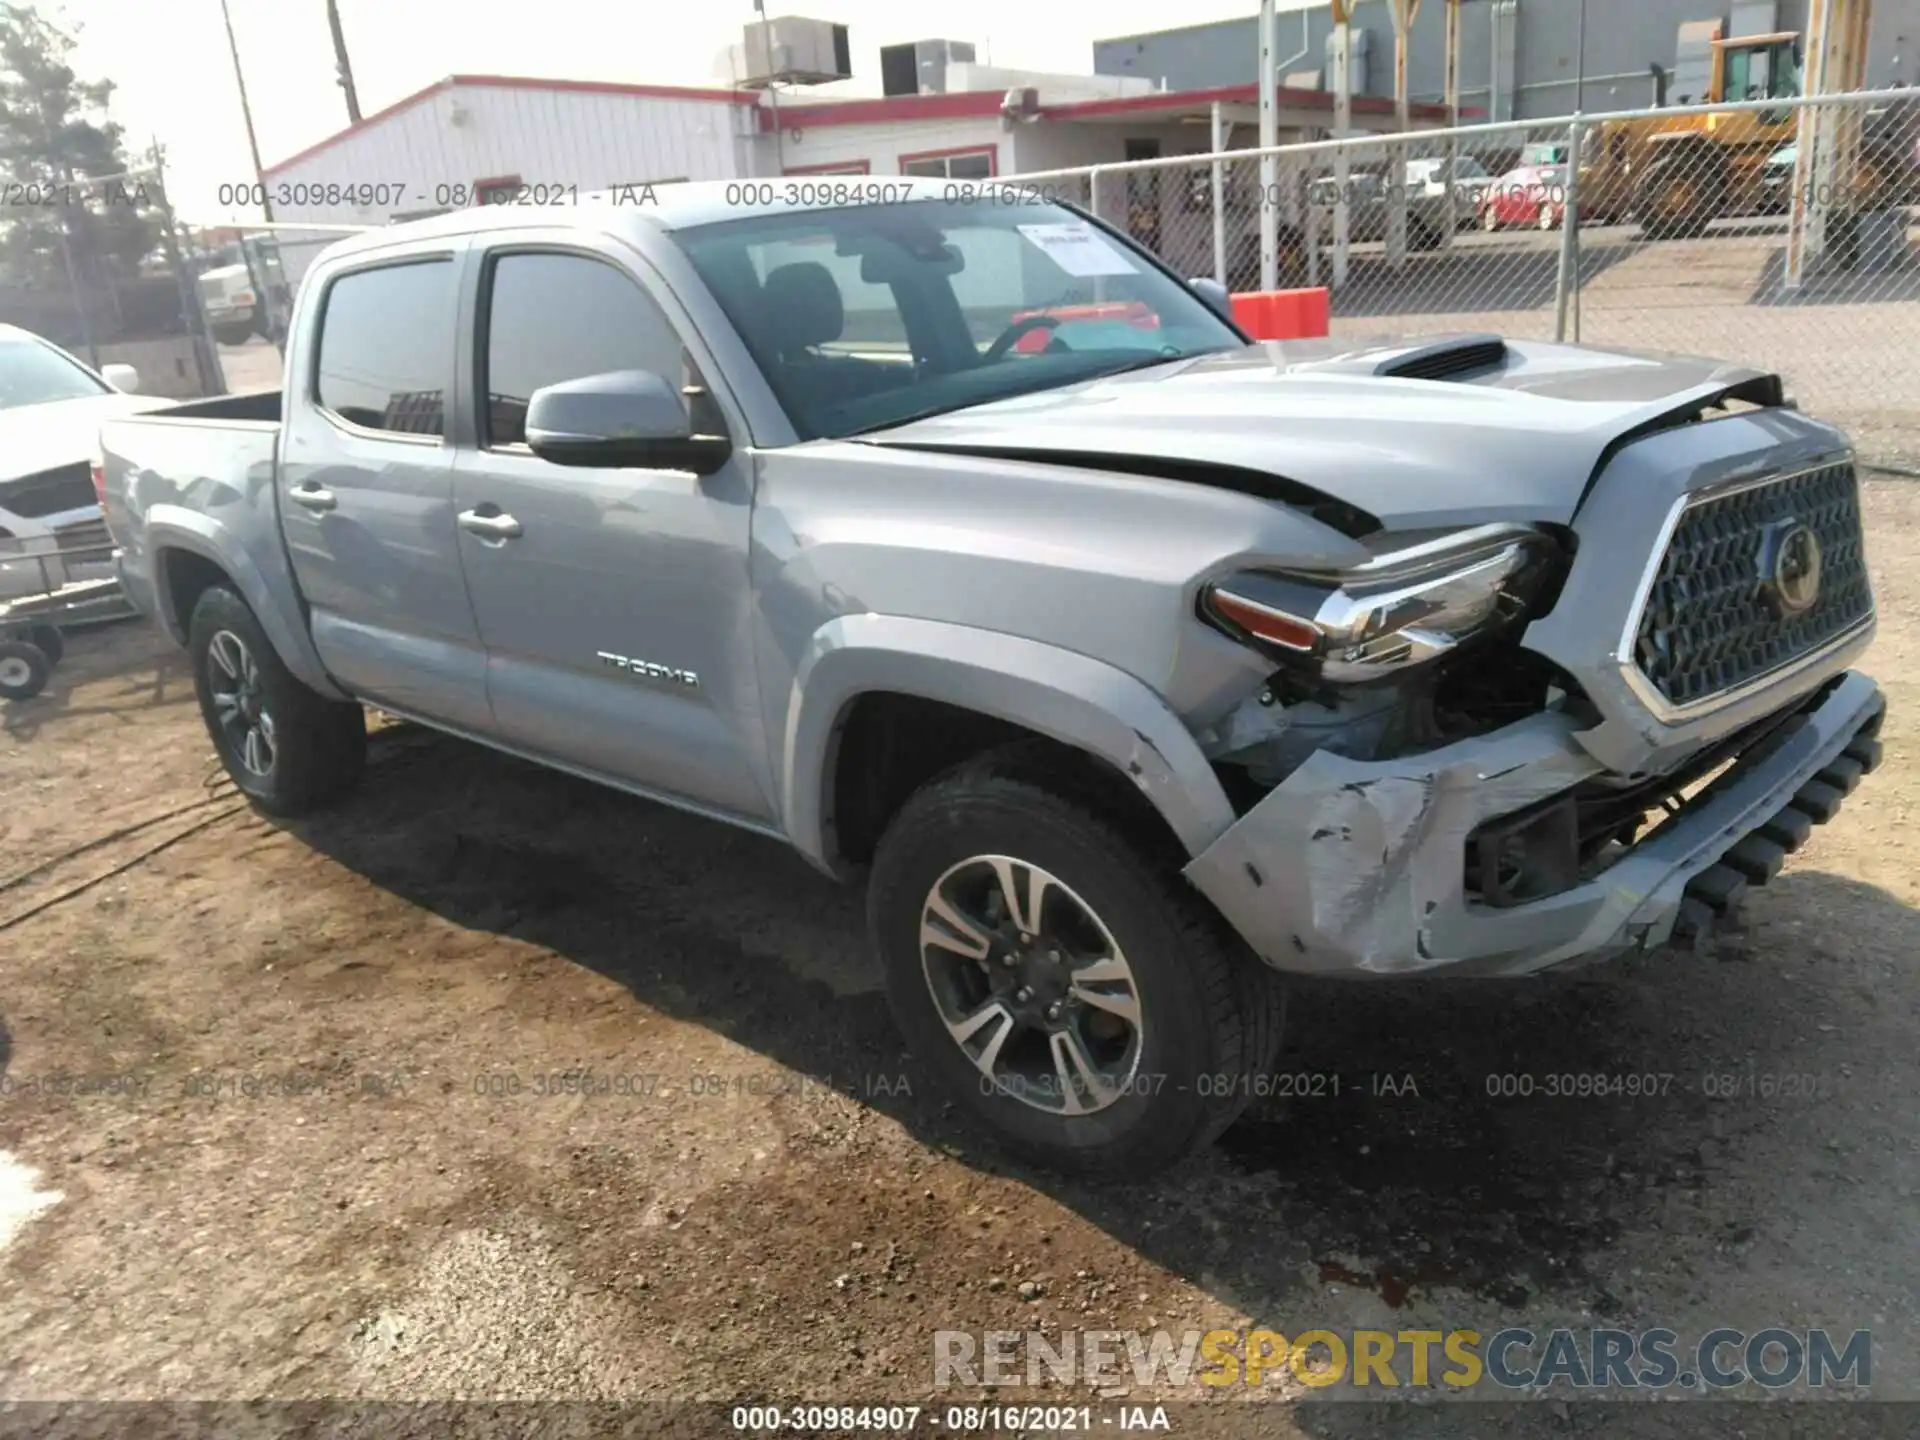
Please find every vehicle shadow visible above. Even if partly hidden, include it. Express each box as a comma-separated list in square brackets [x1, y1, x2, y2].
[284, 722, 1917, 1335]
[1747, 238, 1920, 307]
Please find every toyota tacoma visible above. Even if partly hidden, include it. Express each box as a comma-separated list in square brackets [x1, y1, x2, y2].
[98, 181, 1884, 1175]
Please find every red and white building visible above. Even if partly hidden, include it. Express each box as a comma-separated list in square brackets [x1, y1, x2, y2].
[259, 61, 1453, 286]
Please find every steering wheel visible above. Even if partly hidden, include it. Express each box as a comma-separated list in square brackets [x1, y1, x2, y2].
[981, 313, 1062, 362]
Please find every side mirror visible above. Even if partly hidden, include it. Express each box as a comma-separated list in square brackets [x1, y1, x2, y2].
[101, 363, 140, 393]
[524, 370, 731, 474]
[1189, 276, 1235, 320]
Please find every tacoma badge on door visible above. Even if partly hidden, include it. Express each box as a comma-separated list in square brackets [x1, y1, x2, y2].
[597, 651, 700, 689]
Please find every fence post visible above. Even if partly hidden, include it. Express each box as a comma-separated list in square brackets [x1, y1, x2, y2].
[1553, 115, 1583, 343]
[1088, 166, 1108, 303]
[1210, 103, 1228, 287]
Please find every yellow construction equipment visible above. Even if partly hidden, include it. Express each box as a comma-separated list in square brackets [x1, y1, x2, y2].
[1584, 31, 1806, 236]
[1570, 14, 1917, 251]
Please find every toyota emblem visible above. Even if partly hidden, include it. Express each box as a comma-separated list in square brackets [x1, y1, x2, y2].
[1763, 522, 1823, 616]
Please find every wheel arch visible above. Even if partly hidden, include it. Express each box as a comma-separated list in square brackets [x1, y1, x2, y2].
[146, 507, 348, 701]
[781, 614, 1239, 880]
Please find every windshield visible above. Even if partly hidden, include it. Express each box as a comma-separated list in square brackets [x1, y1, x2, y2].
[0, 337, 107, 412]
[671, 198, 1242, 440]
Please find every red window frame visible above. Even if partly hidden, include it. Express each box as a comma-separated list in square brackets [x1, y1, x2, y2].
[469, 173, 525, 206]
[783, 159, 872, 175]
[896, 144, 998, 178]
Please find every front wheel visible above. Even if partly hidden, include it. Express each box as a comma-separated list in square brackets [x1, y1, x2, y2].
[868, 755, 1286, 1177]
[189, 585, 365, 814]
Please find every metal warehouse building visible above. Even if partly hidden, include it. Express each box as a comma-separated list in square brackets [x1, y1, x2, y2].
[1095, 0, 1920, 120]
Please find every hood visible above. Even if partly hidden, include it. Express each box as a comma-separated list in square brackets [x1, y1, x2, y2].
[0, 390, 170, 484]
[859, 335, 1788, 531]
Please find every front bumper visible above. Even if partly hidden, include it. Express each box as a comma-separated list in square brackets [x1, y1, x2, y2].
[1185, 671, 1885, 978]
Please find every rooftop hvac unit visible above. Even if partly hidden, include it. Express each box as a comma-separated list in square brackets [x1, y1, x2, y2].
[740, 16, 852, 87]
[880, 39, 978, 96]
[1325, 27, 1372, 95]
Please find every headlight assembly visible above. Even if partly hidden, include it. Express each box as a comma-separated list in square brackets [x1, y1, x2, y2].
[1201, 523, 1561, 683]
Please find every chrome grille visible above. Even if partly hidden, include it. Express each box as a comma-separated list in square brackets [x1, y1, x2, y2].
[1633, 460, 1872, 709]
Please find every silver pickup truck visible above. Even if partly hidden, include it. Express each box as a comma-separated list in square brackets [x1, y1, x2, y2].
[100, 180, 1885, 1176]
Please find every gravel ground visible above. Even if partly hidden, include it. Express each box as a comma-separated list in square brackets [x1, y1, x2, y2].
[0, 376, 1915, 1438]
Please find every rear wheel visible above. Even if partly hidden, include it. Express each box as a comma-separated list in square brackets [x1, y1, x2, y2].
[868, 751, 1286, 1177]
[212, 321, 254, 346]
[1537, 200, 1559, 230]
[189, 586, 365, 814]
[1481, 204, 1500, 232]
[0, 641, 51, 701]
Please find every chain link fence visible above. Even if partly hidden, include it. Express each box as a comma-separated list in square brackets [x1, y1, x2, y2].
[1010, 88, 1920, 471]
[0, 166, 227, 399]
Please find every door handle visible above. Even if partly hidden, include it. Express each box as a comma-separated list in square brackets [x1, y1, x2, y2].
[458, 507, 523, 541]
[290, 484, 337, 512]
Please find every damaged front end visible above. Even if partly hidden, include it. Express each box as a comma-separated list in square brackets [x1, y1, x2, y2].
[1178, 414, 1885, 977]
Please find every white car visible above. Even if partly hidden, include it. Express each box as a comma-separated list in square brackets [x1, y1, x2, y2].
[1402, 156, 1497, 227]
[0, 325, 168, 601]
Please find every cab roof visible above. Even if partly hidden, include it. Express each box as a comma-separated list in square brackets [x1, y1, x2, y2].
[317, 176, 1068, 262]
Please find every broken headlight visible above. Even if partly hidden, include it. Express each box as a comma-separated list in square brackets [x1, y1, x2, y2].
[1201, 523, 1561, 683]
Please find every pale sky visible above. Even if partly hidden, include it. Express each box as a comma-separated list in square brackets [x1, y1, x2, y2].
[54, 0, 1275, 223]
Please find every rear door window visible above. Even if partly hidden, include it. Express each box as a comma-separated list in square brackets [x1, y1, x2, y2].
[314, 259, 456, 438]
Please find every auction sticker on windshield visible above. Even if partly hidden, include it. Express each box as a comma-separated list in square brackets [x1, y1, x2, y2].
[1016, 222, 1138, 277]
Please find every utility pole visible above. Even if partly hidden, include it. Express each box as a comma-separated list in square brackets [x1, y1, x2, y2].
[1331, 0, 1355, 287]
[328, 0, 362, 122]
[1574, 0, 1587, 113]
[218, 0, 274, 224]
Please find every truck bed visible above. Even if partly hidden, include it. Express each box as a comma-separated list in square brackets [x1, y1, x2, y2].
[98, 391, 289, 648]
[136, 389, 283, 424]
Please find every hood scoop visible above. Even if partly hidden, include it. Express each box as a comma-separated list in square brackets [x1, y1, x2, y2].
[1374, 335, 1510, 382]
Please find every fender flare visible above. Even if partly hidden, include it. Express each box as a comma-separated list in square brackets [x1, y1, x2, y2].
[779, 613, 1239, 874]
[145, 505, 348, 700]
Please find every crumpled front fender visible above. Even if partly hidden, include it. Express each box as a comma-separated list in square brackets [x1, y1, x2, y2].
[1183, 712, 1606, 977]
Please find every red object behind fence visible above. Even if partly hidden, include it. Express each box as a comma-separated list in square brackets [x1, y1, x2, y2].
[1230, 287, 1331, 341]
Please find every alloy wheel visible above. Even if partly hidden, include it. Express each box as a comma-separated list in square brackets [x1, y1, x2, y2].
[207, 629, 276, 777]
[917, 854, 1144, 1116]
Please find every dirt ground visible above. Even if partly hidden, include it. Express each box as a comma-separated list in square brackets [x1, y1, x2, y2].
[1, 479, 1917, 1439]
